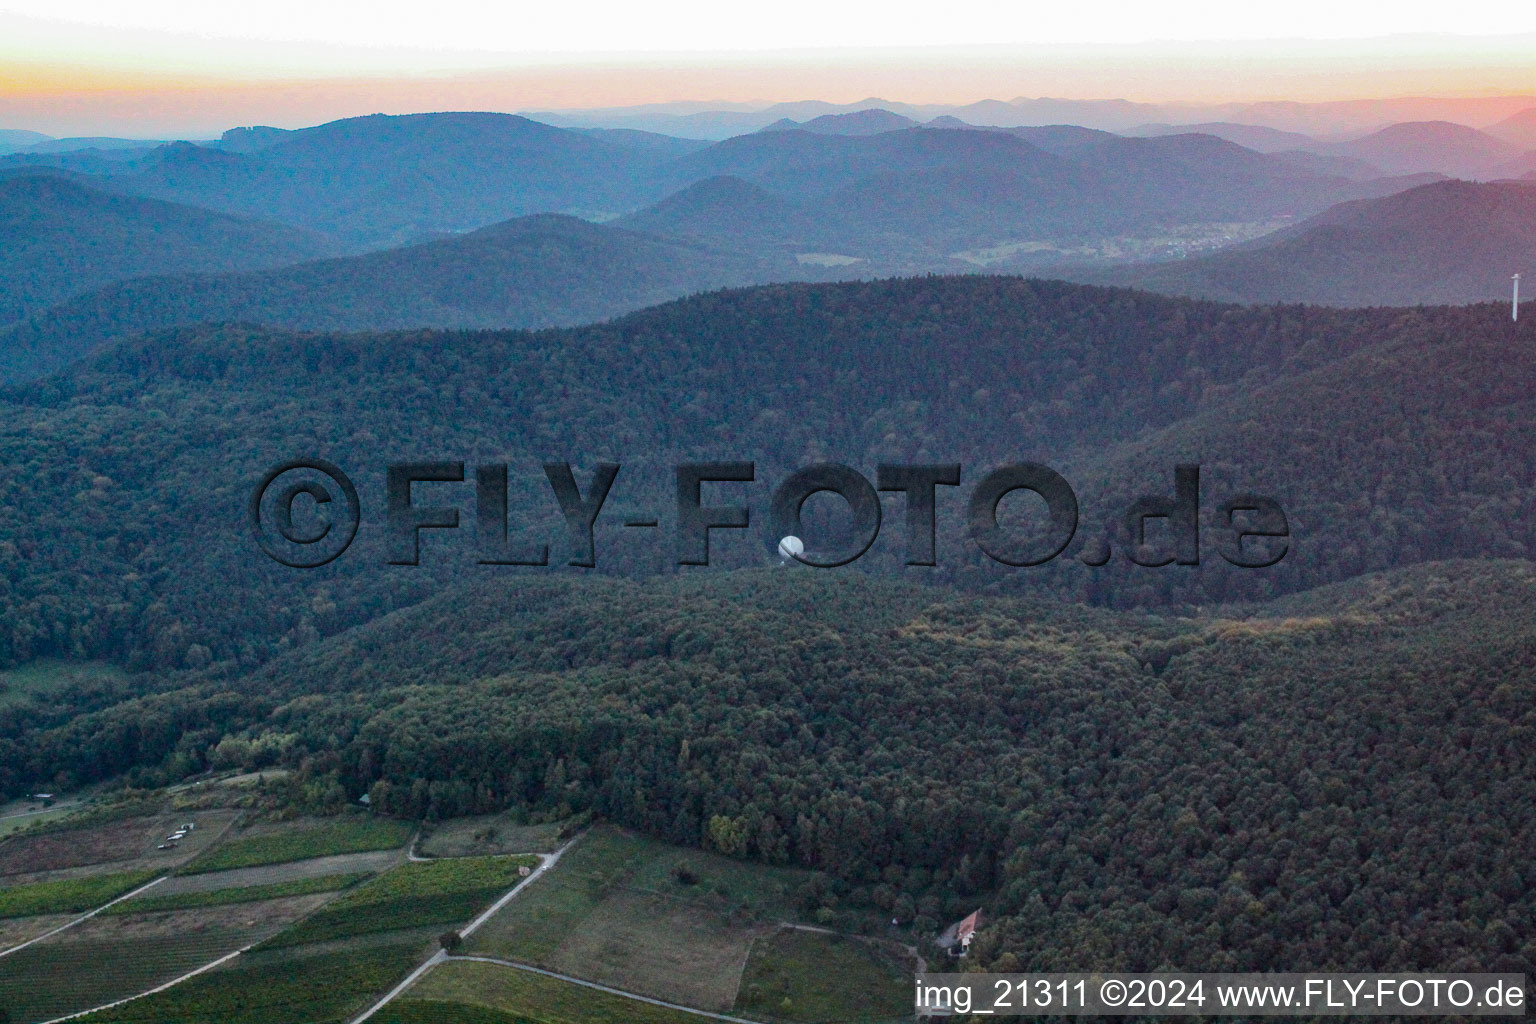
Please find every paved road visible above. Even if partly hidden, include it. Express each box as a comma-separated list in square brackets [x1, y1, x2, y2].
[446, 954, 768, 1024]
[348, 833, 582, 1023]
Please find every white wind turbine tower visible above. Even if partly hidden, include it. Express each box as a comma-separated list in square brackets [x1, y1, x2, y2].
[1515, 274, 1521, 322]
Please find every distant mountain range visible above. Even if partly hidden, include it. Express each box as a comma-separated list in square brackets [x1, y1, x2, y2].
[1, 109, 1497, 386]
[0, 172, 336, 326]
[1055, 179, 1536, 306]
[0, 213, 783, 384]
[2, 111, 1436, 269]
[524, 98, 1536, 181]
[627, 124, 1434, 263]
[529, 95, 1536, 139]
[5, 106, 1534, 387]
[1, 112, 695, 247]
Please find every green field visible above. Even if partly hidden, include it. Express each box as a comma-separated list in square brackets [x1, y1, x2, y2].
[0, 933, 243, 1022]
[105, 870, 370, 914]
[76, 938, 427, 1024]
[263, 855, 537, 948]
[0, 804, 74, 838]
[734, 928, 911, 1023]
[464, 827, 809, 1012]
[381, 1000, 528, 1024]
[405, 960, 721, 1024]
[0, 867, 158, 917]
[0, 894, 335, 1021]
[464, 829, 648, 965]
[181, 816, 412, 873]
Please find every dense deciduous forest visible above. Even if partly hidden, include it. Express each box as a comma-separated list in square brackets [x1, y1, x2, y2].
[5, 562, 1531, 974]
[0, 277, 1530, 671]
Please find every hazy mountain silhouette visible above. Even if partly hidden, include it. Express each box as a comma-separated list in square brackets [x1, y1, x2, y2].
[992, 124, 1119, 155]
[1487, 107, 1536, 150]
[0, 213, 776, 383]
[15, 136, 177, 155]
[563, 126, 710, 159]
[614, 175, 823, 247]
[634, 126, 1425, 261]
[1048, 131, 1398, 219]
[2, 111, 1464, 263]
[1125, 121, 1320, 152]
[1059, 179, 1536, 306]
[640, 127, 1102, 255]
[0, 129, 51, 154]
[1319, 121, 1520, 179]
[761, 109, 919, 135]
[3, 113, 694, 247]
[530, 95, 1536, 138]
[1260, 150, 1385, 181]
[531, 98, 928, 138]
[0, 172, 336, 326]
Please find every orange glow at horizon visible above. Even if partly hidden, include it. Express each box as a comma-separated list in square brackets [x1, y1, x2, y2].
[5, 40, 1536, 137]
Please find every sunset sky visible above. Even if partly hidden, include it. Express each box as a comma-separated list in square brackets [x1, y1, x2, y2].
[4, 1, 1536, 136]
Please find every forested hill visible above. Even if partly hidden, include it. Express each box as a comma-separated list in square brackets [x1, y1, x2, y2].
[13, 561, 1536, 974]
[0, 172, 337, 326]
[1059, 179, 1536, 306]
[0, 275, 1531, 670]
[0, 213, 783, 384]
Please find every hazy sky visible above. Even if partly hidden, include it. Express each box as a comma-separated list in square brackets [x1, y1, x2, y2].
[11, 1, 1536, 55]
[4, 1, 1536, 135]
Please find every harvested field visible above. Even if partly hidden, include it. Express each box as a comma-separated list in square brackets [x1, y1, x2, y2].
[0, 810, 234, 878]
[152, 847, 400, 896]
